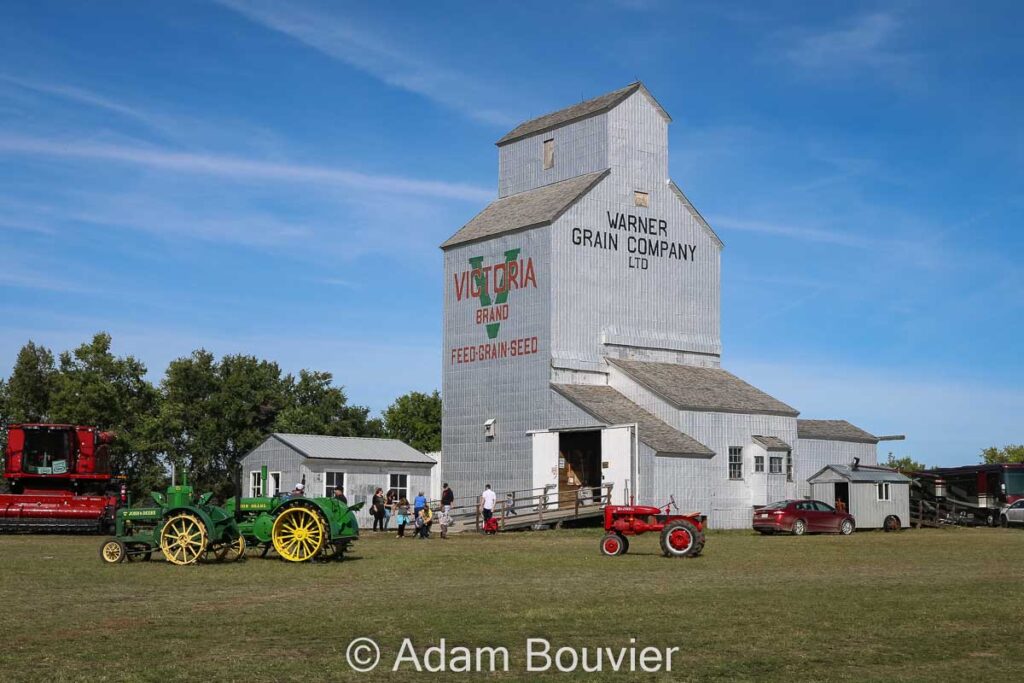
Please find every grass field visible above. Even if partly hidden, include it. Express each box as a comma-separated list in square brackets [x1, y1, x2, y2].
[2, 527, 1022, 681]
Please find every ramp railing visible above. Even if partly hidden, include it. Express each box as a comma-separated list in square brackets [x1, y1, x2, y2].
[420, 483, 614, 532]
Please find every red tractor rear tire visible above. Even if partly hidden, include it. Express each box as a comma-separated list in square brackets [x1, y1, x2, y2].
[660, 520, 704, 558]
[600, 533, 626, 557]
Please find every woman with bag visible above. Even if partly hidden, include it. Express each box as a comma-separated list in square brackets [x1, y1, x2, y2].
[371, 487, 386, 532]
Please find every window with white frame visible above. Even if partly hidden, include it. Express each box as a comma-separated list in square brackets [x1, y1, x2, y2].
[877, 482, 891, 501]
[268, 471, 281, 496]
[389, 473, 409, 501]
[728, 447, 743, 480]
[769, 456, 783, 474]
[543, 139, 555, 169]
[754, 455, 765, 473]
[325, 471, 345, 497]
[786, 451, 793, 481]
[249, 471, 263, 497]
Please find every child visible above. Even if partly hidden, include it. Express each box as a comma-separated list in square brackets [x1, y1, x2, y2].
[438, 505, 451, 539]
[396, 497, 410, 537]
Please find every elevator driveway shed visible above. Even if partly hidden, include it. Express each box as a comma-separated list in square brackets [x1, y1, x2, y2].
[808, 464, 911, 530]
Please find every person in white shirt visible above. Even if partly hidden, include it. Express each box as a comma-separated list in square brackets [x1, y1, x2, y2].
[480, 484, 497, 522]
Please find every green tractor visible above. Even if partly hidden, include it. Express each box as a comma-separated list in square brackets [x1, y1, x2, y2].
[99, 471, 245, 565]
[99, 466, 362, 565]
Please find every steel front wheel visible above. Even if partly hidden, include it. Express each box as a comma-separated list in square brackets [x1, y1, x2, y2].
[839, 519, 855, 535]
[791, 519, 807, 536]
[272, 506, 326, 562]
[100, 539, 126, 564]
[160, 513, 208, 565]
[660, 520, 704, 558]
[212, 535, 246, 562]
[600, 533, 625, 557]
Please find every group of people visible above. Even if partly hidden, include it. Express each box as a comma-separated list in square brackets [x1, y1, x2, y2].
[365, 482, 457, 539]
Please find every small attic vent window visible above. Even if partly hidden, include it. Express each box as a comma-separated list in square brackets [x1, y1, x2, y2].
[634, 191, 649, 208]
[484, 418, 496, 440]
[543, 139, 555, 169]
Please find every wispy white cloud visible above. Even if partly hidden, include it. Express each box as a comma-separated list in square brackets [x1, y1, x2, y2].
[781, 12, 916, 82]
[214, 0, 517, 126]
[0, 134, 493, 202]
[712, 215, 892, 250]
[0, 73, 158, 127]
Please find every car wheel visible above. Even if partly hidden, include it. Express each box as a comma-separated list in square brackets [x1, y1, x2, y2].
[839, 518, 855, 535]
[791, 519, 807, 536]
[1000, 515, 1008, 528]
[883, 515, 901, 532]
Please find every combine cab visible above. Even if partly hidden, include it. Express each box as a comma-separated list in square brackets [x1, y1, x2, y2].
[1, 424, 122, 533]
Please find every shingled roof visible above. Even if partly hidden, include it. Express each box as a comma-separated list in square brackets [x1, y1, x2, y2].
[441, 169, 608, 249]
[496, 82, 668, 146]
[606, 358, 800, 417]
[552, 383, 714, 457]
[797, 420, 878, 444]
[753, 435, 792, 451]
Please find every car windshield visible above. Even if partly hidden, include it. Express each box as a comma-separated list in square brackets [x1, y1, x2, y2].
[762, 500, 791, 510]
[1004, 471, 1024, 496]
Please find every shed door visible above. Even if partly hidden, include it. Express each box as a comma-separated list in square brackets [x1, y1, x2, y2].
[532, 431, 559, 510]
[601, 427, 633, 505]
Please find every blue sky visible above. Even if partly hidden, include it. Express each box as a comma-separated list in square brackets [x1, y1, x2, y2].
[1, 1, 1021, 466]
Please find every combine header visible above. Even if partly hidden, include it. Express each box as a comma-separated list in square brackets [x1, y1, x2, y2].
[1, 424, 123, 532]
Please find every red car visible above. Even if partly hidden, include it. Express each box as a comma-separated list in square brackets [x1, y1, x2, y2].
[752, 499, 855, 536]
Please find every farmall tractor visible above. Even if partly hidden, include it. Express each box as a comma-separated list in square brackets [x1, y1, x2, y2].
[600, 498, 705, 558]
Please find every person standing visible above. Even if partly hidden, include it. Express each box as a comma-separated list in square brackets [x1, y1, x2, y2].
[413, 491, 427, 519]
[384, 489, 396, 530]
[480, 484, 497, 524]
[395, 497, 410, 538]
[438, 505, 451, 539]
[441, 483, 454, 513]
[371, 487, 386, 532]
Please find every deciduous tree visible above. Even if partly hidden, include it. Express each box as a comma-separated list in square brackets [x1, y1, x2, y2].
[383, 390, 442, 453]
[981, 444, 1024, 464]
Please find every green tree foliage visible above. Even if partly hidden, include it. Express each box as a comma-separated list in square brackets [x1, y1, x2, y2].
[48, 333, 164, 494]
[6, 341, 56, 422]
[275, 370, 384, 438]
[980, 444, 1024, 464]
[383, 390, 442, 453]
[884, 452, 927, 473]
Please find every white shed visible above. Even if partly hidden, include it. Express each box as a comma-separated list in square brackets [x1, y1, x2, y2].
[240, 434, 437, 529]
[808, 463, 910, 530]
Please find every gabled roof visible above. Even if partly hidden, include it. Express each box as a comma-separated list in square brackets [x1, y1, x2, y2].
[551, 383, 714, 457]
[808, 464, 910, 484]
[265, 434, 436, 465]
[797, 420, 878, 444]
[607, 358, 800, 417]
[441, 169, 608, 249]
[669, 180, 724, 249]
[753, 435, 792, 451]
[496, 82, 670, 146]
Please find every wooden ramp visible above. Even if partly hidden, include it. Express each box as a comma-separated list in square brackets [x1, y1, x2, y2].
[430, 484, 613, 535]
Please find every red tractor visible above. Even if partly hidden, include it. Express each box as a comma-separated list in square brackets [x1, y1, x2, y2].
[600, 497, 705, 558]
[1, 424, 124, 532]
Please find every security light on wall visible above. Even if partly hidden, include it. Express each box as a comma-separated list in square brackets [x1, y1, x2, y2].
[484, 418, 496, 440]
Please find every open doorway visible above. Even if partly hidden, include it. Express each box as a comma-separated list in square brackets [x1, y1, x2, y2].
[558, 431, 601, 509]
[834, 482, 850, 513]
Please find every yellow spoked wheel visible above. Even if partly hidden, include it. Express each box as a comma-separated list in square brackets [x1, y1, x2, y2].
[160, 513, 208, 565]
[100, 539, 125, 564]
[272, 506, 325, 562]
[212, 535, 246, 562]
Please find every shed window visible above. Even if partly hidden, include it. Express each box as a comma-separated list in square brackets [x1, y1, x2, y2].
[754, 455, 764, 473]
[249, 471, 263, 497]
[634, 191, 649, 207]
[785, 451, 793, 481]
[728, 447, 743, 480]
[543, 139, 555, 169]
[769, 456, 782, 474]
[877, 482, 891, 501]
[268, 472, 281, 496]
[389, 473, 409, 502]
[325, 471, 345, 497]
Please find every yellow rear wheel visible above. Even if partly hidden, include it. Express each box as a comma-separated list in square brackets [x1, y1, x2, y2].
[160, 513, 207, 565]
[272, 506, 325, 562]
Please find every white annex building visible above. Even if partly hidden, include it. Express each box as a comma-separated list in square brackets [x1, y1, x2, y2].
[440, 82, 887, 529]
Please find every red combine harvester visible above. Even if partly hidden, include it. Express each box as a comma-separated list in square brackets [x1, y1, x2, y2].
[1, 424, 123, 532]
[600, 497, 706, 558]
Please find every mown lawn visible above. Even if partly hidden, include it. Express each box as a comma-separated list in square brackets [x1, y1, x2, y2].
[1, 527, 1022, 681]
